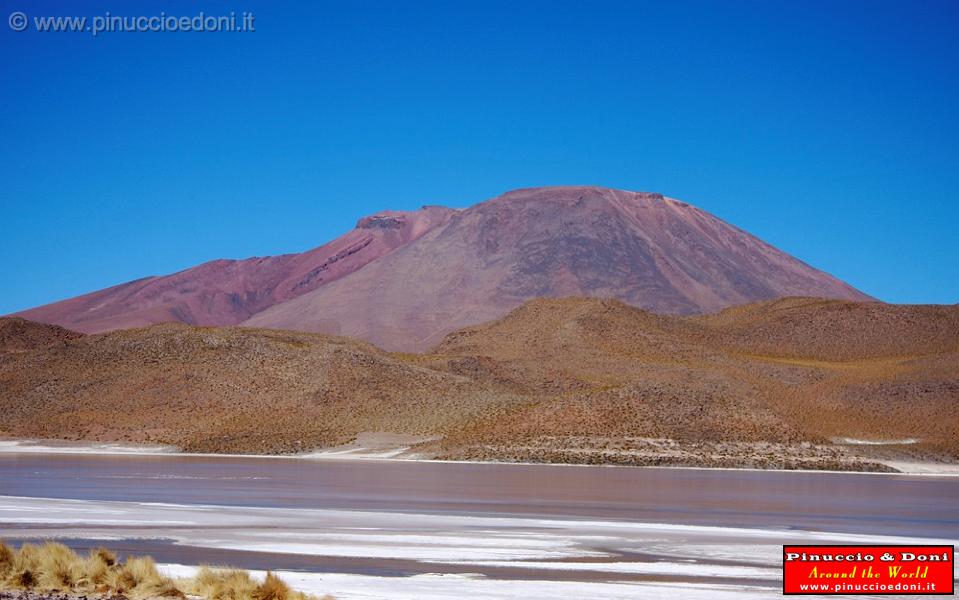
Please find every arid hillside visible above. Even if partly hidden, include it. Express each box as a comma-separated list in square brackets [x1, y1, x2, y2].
[425, 297, 959, 465]
[13, 187, 870, 351]
[13, 206, 455, 333]
[695, 297, 959, 360]
[0, 319, 81, 354]
[0, 318, 517, 454]
[1, 297, 956, 470]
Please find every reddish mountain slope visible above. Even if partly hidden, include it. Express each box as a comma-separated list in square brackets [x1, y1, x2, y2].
[14, 206, 455, 333]
[13, 186, 872, 346]
[245, 186, 872, 350]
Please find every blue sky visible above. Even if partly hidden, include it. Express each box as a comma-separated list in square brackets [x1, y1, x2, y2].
[2, 0, 957, 313]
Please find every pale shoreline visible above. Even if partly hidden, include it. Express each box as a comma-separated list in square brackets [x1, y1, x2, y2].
[1, 437, 957, 477]
[3, 494, 956, 600]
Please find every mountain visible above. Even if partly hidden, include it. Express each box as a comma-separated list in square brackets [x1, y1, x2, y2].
[245, 186, 872, 350]
[13, 187, 871, 349]
[13, 206, 455, 333]
[2, 297, 956, 469]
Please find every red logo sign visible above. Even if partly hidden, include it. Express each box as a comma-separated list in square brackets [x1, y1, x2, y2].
[783, 545, 954, 595]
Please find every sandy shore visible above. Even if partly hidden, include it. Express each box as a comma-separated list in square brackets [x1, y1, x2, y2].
[1, 436, 957, 476]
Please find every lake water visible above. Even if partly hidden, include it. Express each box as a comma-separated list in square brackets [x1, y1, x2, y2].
[1, 451, 956, 599]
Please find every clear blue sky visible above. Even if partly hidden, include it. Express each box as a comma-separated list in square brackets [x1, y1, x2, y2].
[2, 0, 957, 314]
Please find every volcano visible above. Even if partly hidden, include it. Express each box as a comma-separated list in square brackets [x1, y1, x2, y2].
[245, 186, 871, 349]
[15, 186, 871, 350]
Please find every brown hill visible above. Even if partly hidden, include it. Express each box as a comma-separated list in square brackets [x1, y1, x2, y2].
[13, 206, 455, 333]
[0, 318, 516, 454]
[426, 298, 958, 461]
[245, 186, 871, 350]
[695, 297, 959, 360]
[0, 317, 82, 354]
[2, 296, 955, 470]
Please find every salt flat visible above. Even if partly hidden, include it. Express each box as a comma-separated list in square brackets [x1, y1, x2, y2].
[1, 494, 955, 599]
[1, 451, 957, 599]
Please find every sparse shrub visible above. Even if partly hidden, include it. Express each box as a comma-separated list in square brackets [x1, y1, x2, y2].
[180, 566, 328, 600]
[6, 542, 40, 589]
[104, 559, 136, 593]
[0, 541, 328, 600]
[36, 542, 80, 590]
[0, 542, 13, 579]
[253, 571, 292, 600]
[119, 556, 184, 599]
[81, 550, 111, 590]
[94, 546, 117, 567]
[14, 568, 35, 589]
[185, 566, 257, 600]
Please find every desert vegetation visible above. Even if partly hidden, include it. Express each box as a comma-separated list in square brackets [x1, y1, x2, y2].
[1, 295, 957, 470]
[0, 542, 329, 600]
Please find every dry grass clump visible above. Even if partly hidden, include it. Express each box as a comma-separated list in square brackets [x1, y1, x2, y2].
[107, 556, 183, 598]
[181, 567, 329, 600]
[184, 567, 256, 600]
[0, 541, 181, 598]
[0, 542, 330, 600]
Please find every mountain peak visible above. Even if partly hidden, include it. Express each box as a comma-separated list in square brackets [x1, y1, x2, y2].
[495, 185, 665, 201]
[355, 205, 455, 231]
[15, 187, 870, 348]
[244, 187, 871, 350]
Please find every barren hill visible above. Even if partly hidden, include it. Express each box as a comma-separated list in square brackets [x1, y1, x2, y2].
[0, 318, 513, 454]
[0, 317, 82, 354]
[695, 297, 959, 360]
[14, 187, 870, 351]
[426, 297, 959, 464]
[13, 206, 455, 333]
[2, 296, 956, 470]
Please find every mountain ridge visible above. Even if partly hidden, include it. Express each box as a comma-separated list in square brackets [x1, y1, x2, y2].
[14, 205, 456, 333]
[13, 186, 872, 350]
